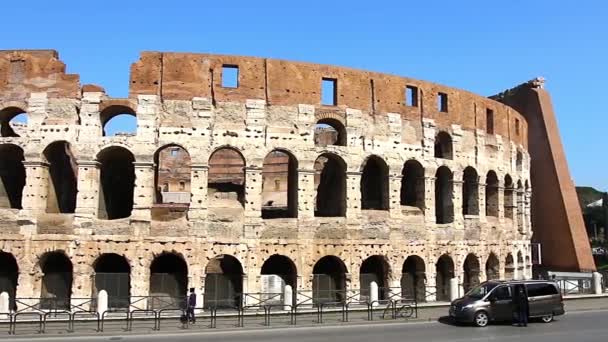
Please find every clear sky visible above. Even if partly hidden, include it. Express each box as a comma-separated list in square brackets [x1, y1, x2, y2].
[4, 0, 607, 191]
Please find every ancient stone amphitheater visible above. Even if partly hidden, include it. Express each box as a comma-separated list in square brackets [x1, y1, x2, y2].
[0, 50, 532, 310]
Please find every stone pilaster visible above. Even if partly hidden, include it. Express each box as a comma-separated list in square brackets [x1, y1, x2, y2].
[188, 164, 208, 221]
[423, 170, 436, 223]
[497, 183, 505, 221]
[79, 92, 103, 140]
[75, 160, 100, 218]
[297, 169, 316, 219]
[389, 174, 402, 218]
[346, 171, 362, 219]
[20, 161, 49, 218]
[132, 161, 155, 221]
[452, 178, 464, 225]
[136, 95, 159, 143]
[477, 174, 486, 222]
[244, 167, 262, 218]
[422, 118, 436, 158]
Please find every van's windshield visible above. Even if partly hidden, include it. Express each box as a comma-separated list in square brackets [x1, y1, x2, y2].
[466, 283, 498, 299]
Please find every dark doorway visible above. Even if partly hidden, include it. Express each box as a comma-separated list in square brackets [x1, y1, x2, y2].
[312, 256, 347, 305]
[149, 253, 188, 310]
[0, 144, 25, 209]
[40, 252, 73, 310]
[360, 156, 389, 210]
[0, 252, 18, 310]
[43, 141, 77, 213]
[97, 147, 135, 219]
[204, 255, 243, 309]
[314, 154, 346, 217]
[94, 253, 131, 309]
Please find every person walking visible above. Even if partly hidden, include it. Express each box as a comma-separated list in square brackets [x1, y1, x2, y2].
[513, 285, 529, 327]
[186, 288, 197, 324]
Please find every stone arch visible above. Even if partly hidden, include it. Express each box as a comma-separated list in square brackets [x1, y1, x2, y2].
[0, 144, 25, 209]
[359, 255, 390, 301]
[97, 146, 135, 220]
[517, 251, 524, 278]
[39, 251, 73, 310]
[400, 159, 425, 211]
[100, 104, 137, 137]
[314, 153, 346, 217]
[42, 141, 78, 214]
[0, 106, 27, 137]
[485, 253, 500, 280]
[260, 254, 298, 304]
[93, 253, 131, 309]
[262, 149, 298, 219]
[463, 253, 480, 293]
[505, 253, 515, 280]
[462, 167, 479, 216]
[204, 254, 244, 308]
[504, 174, 514, 219]
[435, 166, 453, 224]
[434, 131, 453, 159]
[360, 155, 389, 210]
[312, 255, 348, 305]
[485, 171, 499, 217]
[149, 252, 188, 309]
[314, 114, 346, 146]
[401, 255, 426, 302]
[436, 254, 454, 301]
[152, 144, 192, 220]
[0, 251, 19, 310]
[208, 146, 246, 208]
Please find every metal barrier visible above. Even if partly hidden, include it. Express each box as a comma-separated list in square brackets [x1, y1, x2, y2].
[556, 278, 594, 296]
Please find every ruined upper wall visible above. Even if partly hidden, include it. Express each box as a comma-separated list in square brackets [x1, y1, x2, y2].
[130, 52, 528, 147]
[0, 50, 80, 100]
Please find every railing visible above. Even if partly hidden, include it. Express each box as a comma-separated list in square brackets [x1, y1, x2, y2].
[555, 278, 594, 296]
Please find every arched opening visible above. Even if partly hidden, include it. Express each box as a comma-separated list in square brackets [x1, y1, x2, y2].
[515, 151, 523, 171]
[436, 255, 454, 301]
[208, 147, 245, 208]
[434, 131, 453, 159]
[152, 145, 191, 221]
[42, 141, 77, 214]
[314, 118, 346, 146]
[149, 253, 188, 309]
[400, 160, 425, 211]
[204, 255, 243, 309]
[100, 105, 137, 137]
[435, 166, 453, 224]
[360, 255, 390, 301]
[93, 253, 130, 309]
[260, 255, 297, 305]
[360, 156, 389, 210]
[312, 256, 347, 305]
[504, 175, 514, 219]
[0, 144, 25, 209]
[463, 254, 480, 293]
[0, 252, 18, 310]
[261, 150, 298, 219]
[485, 253, 499, 280]
[462, 167, 479, 216]
[314, 153, 346, 217]
[505, 254, 515, 280]
[40, 251, 73, 310]
[401, 255, 426, 302]
[485, 171, 499, 217]
[0, 107, 27, 137]
[97, 147, 135, 220]
[517, 252, 524, 279]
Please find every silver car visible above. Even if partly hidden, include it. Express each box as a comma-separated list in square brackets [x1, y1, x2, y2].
[449, 280, 565, 327]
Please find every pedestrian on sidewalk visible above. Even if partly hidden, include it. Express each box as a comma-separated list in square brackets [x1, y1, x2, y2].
[513, 285, 529, 327]
[186, 288, 197, 324]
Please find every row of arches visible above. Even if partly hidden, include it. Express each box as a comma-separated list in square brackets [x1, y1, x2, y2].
[0, 143, 529, 222]
[0, 250, 528, 310]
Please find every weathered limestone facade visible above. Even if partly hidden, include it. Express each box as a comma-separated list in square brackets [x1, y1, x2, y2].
[0, 50, 532, 307]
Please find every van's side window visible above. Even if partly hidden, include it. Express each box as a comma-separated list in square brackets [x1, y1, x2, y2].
[493, 286, 511, 300]
[526, 283, 558, 297]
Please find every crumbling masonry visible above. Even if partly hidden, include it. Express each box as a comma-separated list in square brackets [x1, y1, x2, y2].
[0, 50, 543, 309]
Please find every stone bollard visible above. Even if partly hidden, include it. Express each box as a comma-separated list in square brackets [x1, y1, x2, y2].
[97, 290, 108, 317]
[449, 278, 459, 301]
[370, 281, 379, 307]
[592, 272, 603, 295]
[195, 289, 204, 313]
[283, 285, 293, 311]
[0, 292, 9, 315]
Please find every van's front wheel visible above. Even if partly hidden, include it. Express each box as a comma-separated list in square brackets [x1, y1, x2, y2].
[541, 314, 554, 323]
[473, 311, 489, 327]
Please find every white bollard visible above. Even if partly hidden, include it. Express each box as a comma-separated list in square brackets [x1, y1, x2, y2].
[283, 285, 293, 311]
[195, 289, 204, 313]
[592, 272, 603, 295]
[0, 292, 9, 315]
[449, 278, 459, 301]
[370, 281, 379, 307]
[97, 290, 108, 316]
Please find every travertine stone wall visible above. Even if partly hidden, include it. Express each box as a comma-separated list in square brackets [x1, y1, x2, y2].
[0, 50, 533, 304]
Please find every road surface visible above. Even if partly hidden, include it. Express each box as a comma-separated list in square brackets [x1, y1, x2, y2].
[3, 310, 608, 342]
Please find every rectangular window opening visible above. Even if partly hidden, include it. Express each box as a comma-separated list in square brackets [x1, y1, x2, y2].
[438, 92, 448, 112]
[322, 78, 337, 106]
[486, 109, 494, 134]
[515, 119, 521, 136]
[221, 65, 239, 88]
[405, 86, 418, 107]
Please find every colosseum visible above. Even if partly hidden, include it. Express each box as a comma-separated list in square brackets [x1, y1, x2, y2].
[0, 49, 591, 311]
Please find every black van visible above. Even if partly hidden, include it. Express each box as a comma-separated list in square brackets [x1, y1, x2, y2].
[449, 280, 565, 327]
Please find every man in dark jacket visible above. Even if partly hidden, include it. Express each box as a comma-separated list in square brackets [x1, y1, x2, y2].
[186, 288, 196, 324]
[513, 285, 529, 327]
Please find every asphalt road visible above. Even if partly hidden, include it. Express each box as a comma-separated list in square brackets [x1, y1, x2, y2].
[3, 310, 608, 342]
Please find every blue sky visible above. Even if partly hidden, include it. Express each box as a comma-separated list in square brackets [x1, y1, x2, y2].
[4, 0, 607, 190]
